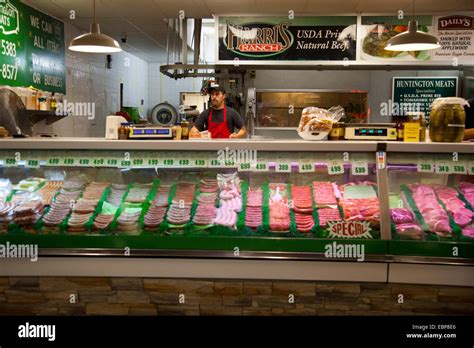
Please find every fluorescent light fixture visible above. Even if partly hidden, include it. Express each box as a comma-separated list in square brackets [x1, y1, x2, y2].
[68, 0, 122, 53]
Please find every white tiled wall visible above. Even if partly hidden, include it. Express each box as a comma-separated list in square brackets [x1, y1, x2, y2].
[35, 22, 149, 138]
[147, 62, 203, 115]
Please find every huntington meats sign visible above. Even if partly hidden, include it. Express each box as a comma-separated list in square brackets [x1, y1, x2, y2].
[217, 16, 357, 61]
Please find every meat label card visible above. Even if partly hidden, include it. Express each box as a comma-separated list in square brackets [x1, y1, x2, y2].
[417, 154, 435, 173]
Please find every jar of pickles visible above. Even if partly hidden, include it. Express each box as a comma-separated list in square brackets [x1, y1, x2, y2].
[429, 97, 469, 143]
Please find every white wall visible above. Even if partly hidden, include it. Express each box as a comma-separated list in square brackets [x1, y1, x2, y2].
[148, 62, 203, 114]
[33, 22, 149, 138]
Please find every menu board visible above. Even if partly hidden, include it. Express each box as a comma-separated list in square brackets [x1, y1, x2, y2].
[0, 0, 65, 93]
[432, 15, 474, 63]
[392, 77, 458, 117]
[218, 16, 357, 62]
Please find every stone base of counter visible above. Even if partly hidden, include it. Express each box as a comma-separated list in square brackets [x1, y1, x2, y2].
[0, 277, 473, 315]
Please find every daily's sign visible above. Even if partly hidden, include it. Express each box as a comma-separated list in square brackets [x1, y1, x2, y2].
[218, 16, 357, 61]
[0, 0, 65, 93]
[392, 77, 458, 118]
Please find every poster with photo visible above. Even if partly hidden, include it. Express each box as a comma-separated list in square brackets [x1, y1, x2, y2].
[359, 16, 434, 62]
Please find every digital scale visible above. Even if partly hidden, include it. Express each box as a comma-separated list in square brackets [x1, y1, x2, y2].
[344, 123, 397, 141]
[128, 125, 173, 139]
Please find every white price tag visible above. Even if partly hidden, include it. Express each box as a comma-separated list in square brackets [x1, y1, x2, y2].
[208, 159, 222, 168]
[238, 162, 251, 172]
[252, 162, 269, 172]
[4, 158, 18, 167]
[177, 157, 191, 167]
[193, 158, 208, 168]
[351, 161, 368, 176]
[298, 162, 314, 173]
[417, 162, 435, 173]
[327, 160, 344, 175]
[435, 161, 453, 174]
[275, 162, 291, 173]
[452, 161, 468, 175]
[77, 158, 92, 167]
[25, 159, 41, 168]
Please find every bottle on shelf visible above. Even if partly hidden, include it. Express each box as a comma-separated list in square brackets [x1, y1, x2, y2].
[50, 93, 57, 111]
[180, 115, 189, 140]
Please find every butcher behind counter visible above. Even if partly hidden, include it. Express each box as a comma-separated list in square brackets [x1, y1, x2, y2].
[189, 85, 247, 139]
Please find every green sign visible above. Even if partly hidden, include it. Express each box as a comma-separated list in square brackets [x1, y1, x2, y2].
[392, 77, 457, 118]
[0, 0, 65, 93]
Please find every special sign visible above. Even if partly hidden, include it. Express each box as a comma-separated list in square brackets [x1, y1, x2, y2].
[218, 16, 357, 61]
[327, 221, 373, 239]
[0, 0, 65, 93]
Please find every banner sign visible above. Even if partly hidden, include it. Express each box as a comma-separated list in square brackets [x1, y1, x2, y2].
[218, 16, 357, 61]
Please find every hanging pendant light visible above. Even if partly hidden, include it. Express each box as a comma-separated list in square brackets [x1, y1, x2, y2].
[68, 0, 122, 53]
[385, 0, 440, 51]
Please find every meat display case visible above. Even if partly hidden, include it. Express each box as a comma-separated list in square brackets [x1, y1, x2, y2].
[0, 139, 473, 280]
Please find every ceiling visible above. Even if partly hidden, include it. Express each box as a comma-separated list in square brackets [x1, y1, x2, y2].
[23, 0, 474, 62]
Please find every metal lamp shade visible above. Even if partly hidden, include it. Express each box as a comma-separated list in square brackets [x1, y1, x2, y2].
[69, 23, 122, 53]
[385, 20, 440, 51]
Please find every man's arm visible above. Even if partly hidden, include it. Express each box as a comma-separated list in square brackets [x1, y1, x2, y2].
[230, 127, 247, 138]
[190, 111, 208, 138]
[229, 109, 247, 138]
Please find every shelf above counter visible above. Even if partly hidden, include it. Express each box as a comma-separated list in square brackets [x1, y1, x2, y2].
[0, 138, 473, 153]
